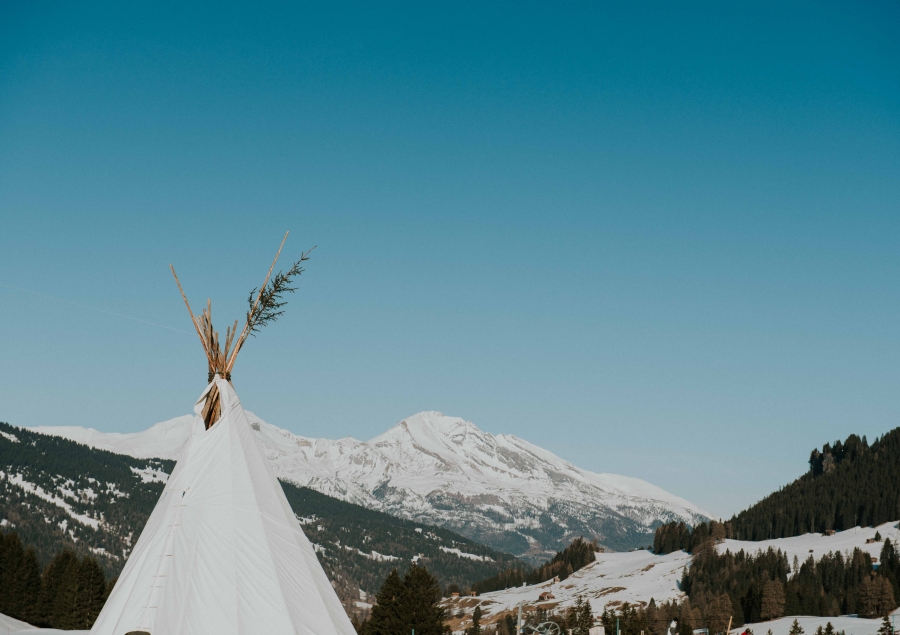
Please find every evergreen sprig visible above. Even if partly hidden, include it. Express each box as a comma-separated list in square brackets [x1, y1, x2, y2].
[246, 247, 315, 336]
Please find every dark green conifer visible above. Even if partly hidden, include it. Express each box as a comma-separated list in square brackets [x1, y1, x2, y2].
[39, 548, 79, 628]
[368, 568, 406, 635]
[74, 556, 107, 628]
[469, 604, 482, 635]
[16, 546, 42, 625]
[402, 563, 446, 635]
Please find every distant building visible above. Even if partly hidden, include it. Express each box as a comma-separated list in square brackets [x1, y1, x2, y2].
[538, 592, 555, 601]
[451, 592, 460, 598]
[589, 626, 605, 635]
[824, 529, 836, 536]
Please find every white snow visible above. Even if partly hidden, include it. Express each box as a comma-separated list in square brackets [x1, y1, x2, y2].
[0, 610, 37, 631]
[30, 411, 710, 555]
[441, 546, 494, 562]
[343, 544, 399, 561]
[0, 430, 19, 443]
[446, 521, 900, 629]
[724, 523, 900, 567]
[730, 614, 896, 635]
[0, 471, 101, 529]
[104, 482, 127, 498]
[129, 465, 169, 483]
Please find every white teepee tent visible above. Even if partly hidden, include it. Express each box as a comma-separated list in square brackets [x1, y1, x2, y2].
[92, 236, 355, 635]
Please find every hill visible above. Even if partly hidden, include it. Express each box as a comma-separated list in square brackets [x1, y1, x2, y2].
[444, 521, 900, 634]
[730, 429, 900, 540]
[0, 420, 520, 614]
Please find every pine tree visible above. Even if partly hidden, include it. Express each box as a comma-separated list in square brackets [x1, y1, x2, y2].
[39, 548, 79, 628]
[760, 580, 785, 620]
[788, 620, 804, 635]
[368, 568, 406, 635]
[878, 616, 892, 635]
[579, 596, 595, 635]
[469, 605, 483, 635]
[0, 531, 25, 619]
[881, 539, 900, 600]
[16, 546, 42, 625]
[402, 563, 446, 635]
[74, 556, 107, 629]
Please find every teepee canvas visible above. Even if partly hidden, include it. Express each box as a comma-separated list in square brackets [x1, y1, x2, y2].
[92, 235, 355, 635]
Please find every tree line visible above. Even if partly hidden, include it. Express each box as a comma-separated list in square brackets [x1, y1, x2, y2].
[730, 429, 900, 540]
[683, 538, 898, 626]
[652, 517, 900, 626]
[0, 530, 112, 629]
[467, 537, 598, 595]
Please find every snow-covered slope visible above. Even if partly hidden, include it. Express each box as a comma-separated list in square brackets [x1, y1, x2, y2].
[32, 411, 709, 559]
[444, 521, 900, 631]
[0, 611, 36, 631]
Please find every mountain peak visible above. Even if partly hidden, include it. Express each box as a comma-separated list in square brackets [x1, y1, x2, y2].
[377, 411, 478, 438]
[30, 409, 710, 560]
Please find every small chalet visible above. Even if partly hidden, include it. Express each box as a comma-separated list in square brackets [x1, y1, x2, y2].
[451, 592, 460, 598]
[538, 591, 555, 601]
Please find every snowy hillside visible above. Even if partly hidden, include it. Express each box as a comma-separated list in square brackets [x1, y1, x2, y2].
[444, 521, 900, 631]
[32, 410, 709, 559]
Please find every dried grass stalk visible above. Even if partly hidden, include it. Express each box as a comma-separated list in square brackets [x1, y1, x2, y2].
[170, 232, 311, 429]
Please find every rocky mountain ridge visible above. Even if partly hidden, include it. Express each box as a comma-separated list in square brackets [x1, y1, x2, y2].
[34, 410, 710, 561]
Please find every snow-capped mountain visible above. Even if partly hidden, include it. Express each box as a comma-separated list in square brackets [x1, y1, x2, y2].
[33, 410, 710, 561]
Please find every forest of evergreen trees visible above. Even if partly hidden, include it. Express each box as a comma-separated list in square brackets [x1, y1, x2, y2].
[730, 429, 900, 540]
[354, 564, 446, 635]
[652, 520, 900, 625]
[0, 530, 111, 629]
[467, 537, 598, 595]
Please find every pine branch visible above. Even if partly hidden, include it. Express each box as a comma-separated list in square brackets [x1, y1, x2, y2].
[245, 247, 315, 336]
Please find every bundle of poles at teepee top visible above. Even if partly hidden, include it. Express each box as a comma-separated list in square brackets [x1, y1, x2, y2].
[170, 231, 314, 429]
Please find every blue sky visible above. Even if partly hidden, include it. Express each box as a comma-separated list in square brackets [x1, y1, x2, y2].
[1, 1, 898, 518]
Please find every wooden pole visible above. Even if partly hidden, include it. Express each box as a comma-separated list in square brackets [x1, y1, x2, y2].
[170, 265, 214, 368]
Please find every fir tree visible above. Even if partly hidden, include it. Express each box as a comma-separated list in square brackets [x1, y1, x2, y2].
[760, 580, 785, 620]
[788, 620, 804, 635]
[402, 563, 446, 635]
[578, 596, 595, 635]
[0, 532, 39, 622]
[469, 605, 483, 635]
[73, 556, 107, 629]
[368, 568, 406, 635]
[39, 548, 79, 628]
[878, 616, 893, 635]
[16, 546, 42, 625]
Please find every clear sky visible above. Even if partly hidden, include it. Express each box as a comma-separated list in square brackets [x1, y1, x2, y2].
[1, 1, 898, 518]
